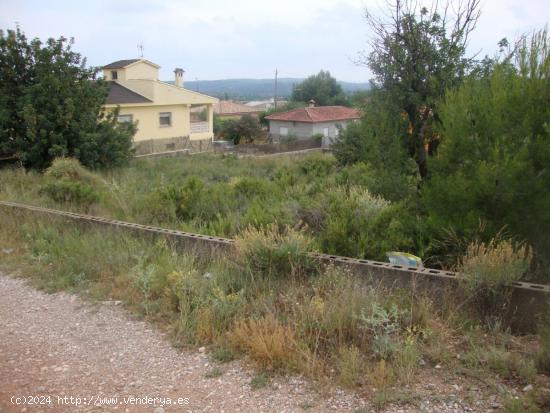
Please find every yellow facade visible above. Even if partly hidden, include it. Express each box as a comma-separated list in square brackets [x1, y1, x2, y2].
[102, 60, 218, 149]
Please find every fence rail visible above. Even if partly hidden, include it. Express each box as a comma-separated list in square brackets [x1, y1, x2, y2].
[1, 200, 548, 331]
[190, 122, 209, 133]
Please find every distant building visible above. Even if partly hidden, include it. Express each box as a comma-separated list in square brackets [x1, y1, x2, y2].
[245, 98, 288, 111]
[213, 101, 263, 119]
[103, 59, 218, 155]
[265, 100, 361, 147]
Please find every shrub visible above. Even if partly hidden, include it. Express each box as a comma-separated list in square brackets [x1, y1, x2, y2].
[298, 153, 337, 178]
[40, 158, 102, 209]
[229, 314, 298, 370]
[337, 345, 365, 387]
[359, 302, 404, 359]
[234, 224, 316, 278]
[44, 157, 102, 184]
[40, 180, 100, 207]
[458, 239, 531, 320]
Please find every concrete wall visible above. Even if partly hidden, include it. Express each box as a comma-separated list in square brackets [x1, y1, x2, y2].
[269, 120, 313, 140]
[133, 136, 213, 155]
[269, 119, 355, 147]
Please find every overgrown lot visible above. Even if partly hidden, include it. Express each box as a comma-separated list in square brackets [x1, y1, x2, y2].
[0, 209, 549, 411]
[0, 153, 419, 261]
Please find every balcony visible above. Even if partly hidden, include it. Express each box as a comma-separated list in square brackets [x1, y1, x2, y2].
[190, 121, 209, 134]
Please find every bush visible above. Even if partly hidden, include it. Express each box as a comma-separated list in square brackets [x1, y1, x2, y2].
[40, 181, 100, 207]
[298, 153, 337, 178]
[234, 224, 316, 278]
[40, 158, 102, 209]
[460, 239, 531, 292]
[229, 314, 299, 370]
[459, 239, 531, 320]
[337, 345, 365, 387]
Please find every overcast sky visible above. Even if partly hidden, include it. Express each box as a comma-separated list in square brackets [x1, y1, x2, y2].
[1, 0, 548, 82]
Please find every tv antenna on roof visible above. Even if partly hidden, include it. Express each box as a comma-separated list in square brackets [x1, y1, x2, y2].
[137, 44, 144, 58]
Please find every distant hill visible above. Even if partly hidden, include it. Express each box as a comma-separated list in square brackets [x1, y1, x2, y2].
[176, 78, 370, 100]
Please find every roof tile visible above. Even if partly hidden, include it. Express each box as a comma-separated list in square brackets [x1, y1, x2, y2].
[265, 106, 361, 123]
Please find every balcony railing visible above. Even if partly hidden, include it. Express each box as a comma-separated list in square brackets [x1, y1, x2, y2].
[190, 121, 209, 133]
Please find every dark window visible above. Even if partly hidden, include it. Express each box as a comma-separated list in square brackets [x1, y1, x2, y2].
[117, 114, 133, 123]
[159, 112, 172, 127]
[111, 70, 118, 80]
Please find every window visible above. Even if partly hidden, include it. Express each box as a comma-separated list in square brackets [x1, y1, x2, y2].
[323, 127, 329, 137]
[159, 112, 172, 127]
[279, 126, 288, 136]
[111, 70, 118, 80]
[117, 114, 133, 123]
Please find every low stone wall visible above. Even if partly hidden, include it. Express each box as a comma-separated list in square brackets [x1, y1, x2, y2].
[134, 136, 212, 156]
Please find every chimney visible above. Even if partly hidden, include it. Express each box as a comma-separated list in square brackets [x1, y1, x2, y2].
[174, 68, 185, 88]
[308, 99, 316, 108]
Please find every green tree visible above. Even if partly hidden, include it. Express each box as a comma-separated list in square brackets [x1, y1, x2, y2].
[220, 114, 263, 144]
[333, 89, 419, 201]
[361, 0, 480, 178]
[291, 70, 347, 106]
[0, 26, 135, 169]
[423, 28, 550, 280]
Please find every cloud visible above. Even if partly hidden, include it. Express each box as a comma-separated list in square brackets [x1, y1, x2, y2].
[1, 0, 548, 82]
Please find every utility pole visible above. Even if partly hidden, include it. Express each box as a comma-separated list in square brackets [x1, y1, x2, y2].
[137, 44, 144, 58]
[274, 68, 278, 109]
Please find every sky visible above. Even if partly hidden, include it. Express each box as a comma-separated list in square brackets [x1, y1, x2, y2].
[1, 0, 548, 82]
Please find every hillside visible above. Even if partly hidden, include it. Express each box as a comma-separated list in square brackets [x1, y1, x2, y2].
[177, 78, 370, 100]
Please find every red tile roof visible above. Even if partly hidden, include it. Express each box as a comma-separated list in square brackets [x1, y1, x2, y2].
[265, 106, 361, 123]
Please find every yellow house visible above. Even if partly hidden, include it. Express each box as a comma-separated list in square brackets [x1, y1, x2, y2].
[102, 59, 219, 155]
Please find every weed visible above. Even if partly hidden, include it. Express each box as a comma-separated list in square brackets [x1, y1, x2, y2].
[337, 345, 365, 387]
[210, 346, 236, 363]
[234, 224, 315, 278]
[229, 314, 298, 371]
[458, 239, 531, 320]
[250, 372, 270, 390]
[536, 323, 550, 374]
[204, 367, 224, 379]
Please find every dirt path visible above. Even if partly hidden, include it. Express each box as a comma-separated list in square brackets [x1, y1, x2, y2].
[0, 273, 367, 412]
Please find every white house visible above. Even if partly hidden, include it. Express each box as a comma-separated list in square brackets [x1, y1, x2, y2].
[265, 100, 361, 147]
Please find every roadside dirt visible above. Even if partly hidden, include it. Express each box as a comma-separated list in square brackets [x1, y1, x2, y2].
[0, 273, 517, 412]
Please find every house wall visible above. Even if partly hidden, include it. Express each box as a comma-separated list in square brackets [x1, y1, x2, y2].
[103, 62, 159, 81]
[268, 120, 314, 140]
[113, 103, 214, 146]
[124, 63, 158, 80]
[269, 119, 355, 146]
[116, 104, 191, 142]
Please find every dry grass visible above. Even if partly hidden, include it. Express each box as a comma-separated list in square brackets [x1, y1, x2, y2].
[460, 239, 531, 292]
[337, 345, 365, 387]
[228, 314, 300, 371]
[234, 224, 316, 278]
